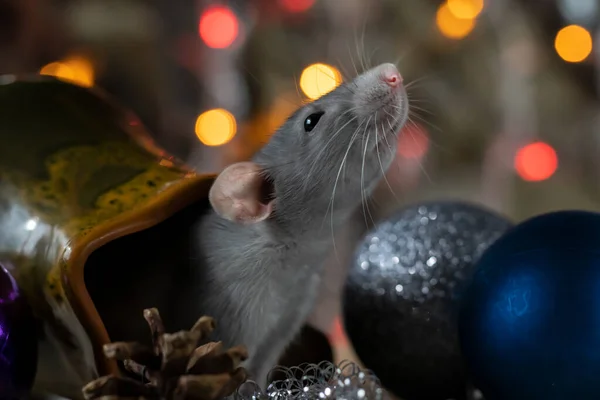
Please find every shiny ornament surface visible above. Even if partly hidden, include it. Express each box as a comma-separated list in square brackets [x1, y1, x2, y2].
[343, 201, 512, 400]
[0, 262, 38, 398]
[459, 210, 600, 400]
[235, 360, 386, 400]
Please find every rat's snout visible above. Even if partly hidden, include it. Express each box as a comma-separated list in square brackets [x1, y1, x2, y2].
[352, 63, 407, 110]
[350, 62, 409, 140]
[379, 63, 403, 88]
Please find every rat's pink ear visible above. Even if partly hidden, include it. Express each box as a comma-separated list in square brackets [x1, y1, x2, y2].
[209, 161, 274, 224]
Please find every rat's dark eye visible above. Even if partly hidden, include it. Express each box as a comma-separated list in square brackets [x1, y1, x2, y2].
[304, 112, 324, 132]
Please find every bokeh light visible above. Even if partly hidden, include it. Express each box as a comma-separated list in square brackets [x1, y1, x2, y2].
[330, 316, 348, 348]
[554, 25, 593, 63]
[514, 141, 558, 182]
[447, 0, 484, 19]
[558, 0, 597, 27]
[398, 123, 430, 160]
[195, 109, 237, 146]
[199, 5, 239, 49]
[279, 0, 316, 13]
[39, 56, 94, 87]
[436, 3, 476, 40]
[299, 63, 342, 100]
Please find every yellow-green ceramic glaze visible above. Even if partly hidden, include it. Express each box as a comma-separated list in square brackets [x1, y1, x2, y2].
[0, 75, 215, 399]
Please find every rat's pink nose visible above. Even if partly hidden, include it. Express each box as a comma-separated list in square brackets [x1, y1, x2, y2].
[380, 63, 403, 87]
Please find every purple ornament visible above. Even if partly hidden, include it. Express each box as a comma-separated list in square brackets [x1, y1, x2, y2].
[0, 261, 38, 398]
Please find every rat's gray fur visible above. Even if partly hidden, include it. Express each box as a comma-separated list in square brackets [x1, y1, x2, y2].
[195, 63, 409, 386]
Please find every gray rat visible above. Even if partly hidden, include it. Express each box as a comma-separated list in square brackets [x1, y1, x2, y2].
[196, 62, 409, 387]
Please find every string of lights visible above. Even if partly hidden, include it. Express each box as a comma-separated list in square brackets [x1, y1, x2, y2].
[32, 0, 597, 196]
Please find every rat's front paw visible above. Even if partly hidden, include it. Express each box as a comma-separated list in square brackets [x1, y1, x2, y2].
[82, 308, 248, 400]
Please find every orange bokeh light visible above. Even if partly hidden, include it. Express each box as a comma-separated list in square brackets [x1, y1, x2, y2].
[199, 5, 239, 49]
[554, 25, 593, 63]
[398, 123, 430, 159]
[436, 2, 476, 40]
[514, 141, 558, 182]
[39, 56, 94, 87]
[279, 0, 316, 13]
[447, 0, 484, 19]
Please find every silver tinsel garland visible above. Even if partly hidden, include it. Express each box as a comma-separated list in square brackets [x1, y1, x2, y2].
[235, 361, 387, 400]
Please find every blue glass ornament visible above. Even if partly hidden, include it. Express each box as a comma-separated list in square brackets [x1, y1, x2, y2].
[0, 261, 37, 398]
[459, 210, 600, 400]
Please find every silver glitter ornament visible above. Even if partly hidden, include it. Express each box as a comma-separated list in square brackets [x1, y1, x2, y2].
[235, 360, 387, 400]
[342, 201, 512, 400]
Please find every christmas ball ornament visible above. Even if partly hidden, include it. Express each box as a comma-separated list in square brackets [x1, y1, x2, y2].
[343, 201, 512, 400]
[459, 210, 600, 400]
[0, 262, 38, 398]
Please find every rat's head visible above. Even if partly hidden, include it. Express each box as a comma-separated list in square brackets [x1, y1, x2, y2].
[209, 63, 409, 229]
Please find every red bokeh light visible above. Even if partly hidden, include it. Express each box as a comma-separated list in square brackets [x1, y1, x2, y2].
[279, 0, 316, 13]
[398, 123, 430, 160]
[514, 141, 558, 182]
[199, 5, 239, 49]
[329, 316, 348, 347]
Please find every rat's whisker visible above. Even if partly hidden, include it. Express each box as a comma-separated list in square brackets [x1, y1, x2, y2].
[385, 117, 405, 179]
[384, 118, 396, 145]
[320, 67, 344, 85]
[353, 31, 366, 74]
[353, 11, 369, 74]
[361, 130, 369, 229]
[303, 114, 359, 193]
[406, 114, 451, 155]
[404, 75, 435, 89]
[405, 98, 434, 105]
[346, 43, 360, 78]
[375, 116, 400, 204]
[384, 109, 403, 133]
[360, 118, 376, 229]
[292, 71, 304, 103]
[342, 118, 363, 183]
[368, 45, 381, 70]
[360, 10, 372, 71]
[327, 121, 363, 262]
[408, 110, 443, 134]
[304, 107, 362, 176]
[407, 104, 435, 116]
[389, 103, 440, 135]
[393, 45, 415, 69]
[335, 56, 353, 82]
[405, 117, 433, 184]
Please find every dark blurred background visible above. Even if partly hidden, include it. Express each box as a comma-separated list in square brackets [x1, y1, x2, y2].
[3, 0, 599, 222]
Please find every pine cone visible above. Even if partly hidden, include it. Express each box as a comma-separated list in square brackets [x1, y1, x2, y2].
[82, 308, 248, 400]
